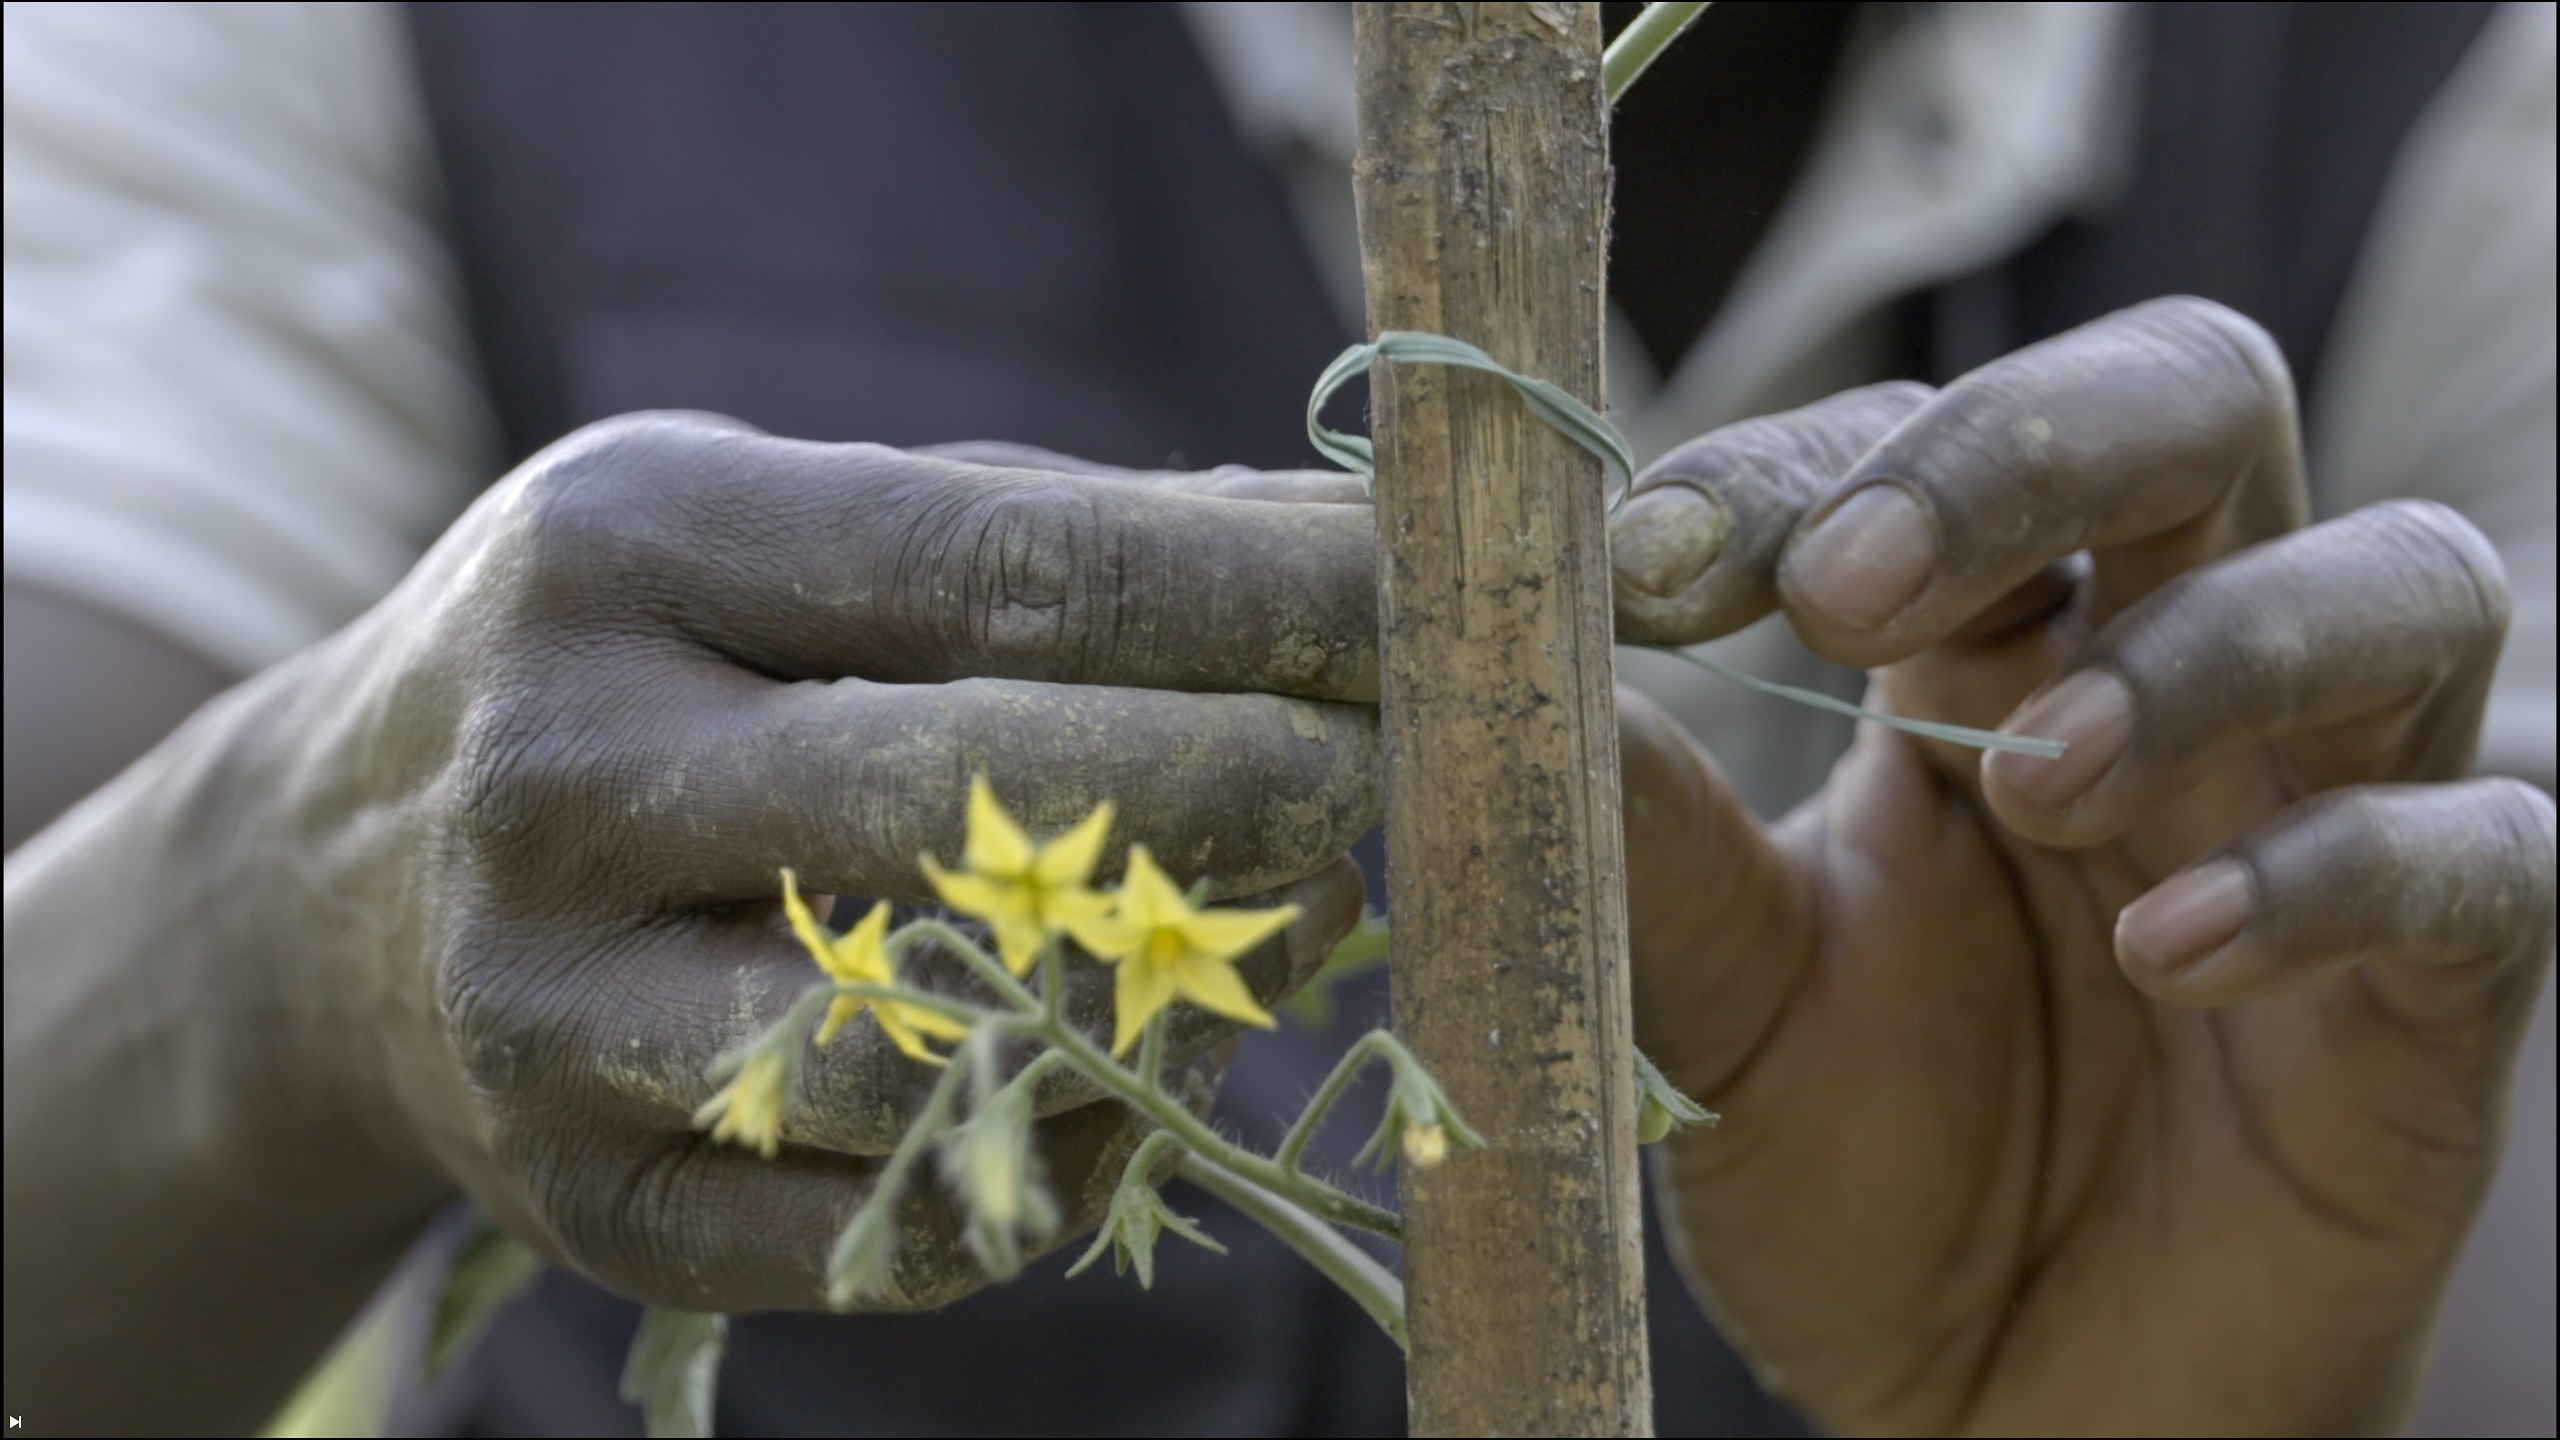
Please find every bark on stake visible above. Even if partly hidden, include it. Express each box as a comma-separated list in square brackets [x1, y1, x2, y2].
[1352, 5, 1652, 1433]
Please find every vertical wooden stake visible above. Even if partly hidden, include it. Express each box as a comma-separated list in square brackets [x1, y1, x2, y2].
[1353, 4, 1651, 1434]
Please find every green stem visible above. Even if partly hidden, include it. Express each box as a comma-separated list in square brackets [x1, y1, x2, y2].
[766, 984, 839, 1052]
[1603, 1, 1709, 103]
[828, 1046, 973, 1301]
[997, 1045, 1072, 1106]
[1138, 1011, 1167, 1091]
[890, 918, 1040, 1011]
[1038, 1019, 1402, 1240]
[818, 980, 995, 1030]
[1177, 1154, 1407, 1353]
[1274, 1029, 1396, 1175]
[1122, 1129, 1186, 1184]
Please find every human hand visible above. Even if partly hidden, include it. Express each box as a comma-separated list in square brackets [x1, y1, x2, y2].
[1611, 297, 2556, 1434]
[217, 418, 1379, 1313]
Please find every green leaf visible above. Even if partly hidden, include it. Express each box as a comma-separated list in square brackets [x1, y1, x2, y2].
[1280, 911, 1391, 1029]
[1067, 1133, 1223, 1290]
[1633, 1046, 1717, 1144]
[425, 1210, 547, 1382]
[619, 1307, 729, 1439]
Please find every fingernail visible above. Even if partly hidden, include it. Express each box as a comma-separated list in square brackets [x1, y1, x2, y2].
[1612, 486, 1729, 597]
[1988, 670, 2133, 811]
[1784, 484, 1936, 630]
[2117, 859, 2253, 974]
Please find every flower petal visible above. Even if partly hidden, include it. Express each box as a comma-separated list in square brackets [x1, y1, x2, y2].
[829, 900, 897, 985]
[887, 998, 972, 1041]
[960, 773, 1034, 877]
[1038, 882, 1113, 937]
[990, 913, 1047, 977]
[695, 1050, 788, 1157]
[1114, 846, 1187, 934]
[1172, 903, 1301, 966]
[778, 868, 835, 971]
[1031, 800, 1115, 887]
[875, 1006, 955, 1067]
[1111, 947, 1179, 1055]
[1064, 909, 1147, 962]
[922, 857, 1028, 928]
[814, 994, 864, 1047]
[1167, 948, 1277, 1031]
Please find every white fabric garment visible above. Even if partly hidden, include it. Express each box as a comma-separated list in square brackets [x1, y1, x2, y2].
[3, 1, 488, 675]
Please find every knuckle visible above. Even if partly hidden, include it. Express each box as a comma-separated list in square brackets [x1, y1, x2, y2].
[435, 918, 628, 1108]
[887, 473, 1139, 678]
[501, 412, 748, 598]
[519, 1139, 704, 1305]
[2131, 295, 2295, 407]
[443, 648, 696, 889]
[2473, 777, 2559, 960]
[2354, 499, 2513, 646]
[2288, 782, 2560, 968]
[451, 679, 604, 837]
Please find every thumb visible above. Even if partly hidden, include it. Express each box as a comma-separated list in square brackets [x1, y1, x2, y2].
[1621, 684, 1816, 1097]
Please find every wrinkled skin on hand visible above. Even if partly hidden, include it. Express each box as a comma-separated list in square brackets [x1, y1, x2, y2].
[13, 296, 2549, 1440]
[1611, 297, 2557, 1434]
[241, 420, 1383, 1313]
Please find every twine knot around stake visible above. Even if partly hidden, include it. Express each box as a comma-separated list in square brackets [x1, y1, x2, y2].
[1306, 331, 1638, 509]
[1305, 329, 2067, 762]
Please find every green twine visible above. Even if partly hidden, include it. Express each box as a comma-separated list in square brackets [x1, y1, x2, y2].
[1635, 645, 2068, 758]
[1306, 331, 1637, 509]
[1302, 330, 2064, 761]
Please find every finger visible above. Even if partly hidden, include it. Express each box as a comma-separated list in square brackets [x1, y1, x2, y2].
[1776, 296, 2310, 667]
[511, 863, 1356, 1159]
[915, 441, 1371, 504]
[1620, 685, 1817, 1095]
[912, 440, 1130, 474]
[517, 1068, 1180, 1313]
[1611, 382, 1931, 645]
[2117, 780, 2557, 1012]
[524, 415, 1379, 700]
[1154, 467, 1373, 505]
[560, 673, 1379, 903]
[1982, 502, 2511, 845]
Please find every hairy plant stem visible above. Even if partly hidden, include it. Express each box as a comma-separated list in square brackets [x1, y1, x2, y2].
[1275, 1029, 1401, 1174]
[1176, 1153, 1408, 1352]
[826, 1037, 971, 1302]
[834, 923, 1406, 1242]
[1138, 1010, 1167, 1090]
[1034, 1013, 1402, 1240]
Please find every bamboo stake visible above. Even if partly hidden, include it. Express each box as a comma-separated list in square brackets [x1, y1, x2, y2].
[1352, 5, 1651, 1433]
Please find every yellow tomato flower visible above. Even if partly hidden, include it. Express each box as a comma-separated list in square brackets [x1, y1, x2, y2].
[693, 1047, 790, 1158]
[1067, 845, 1298, 1055]
[918, 775, 1115, 975]
[780, 869, 970, 1065]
